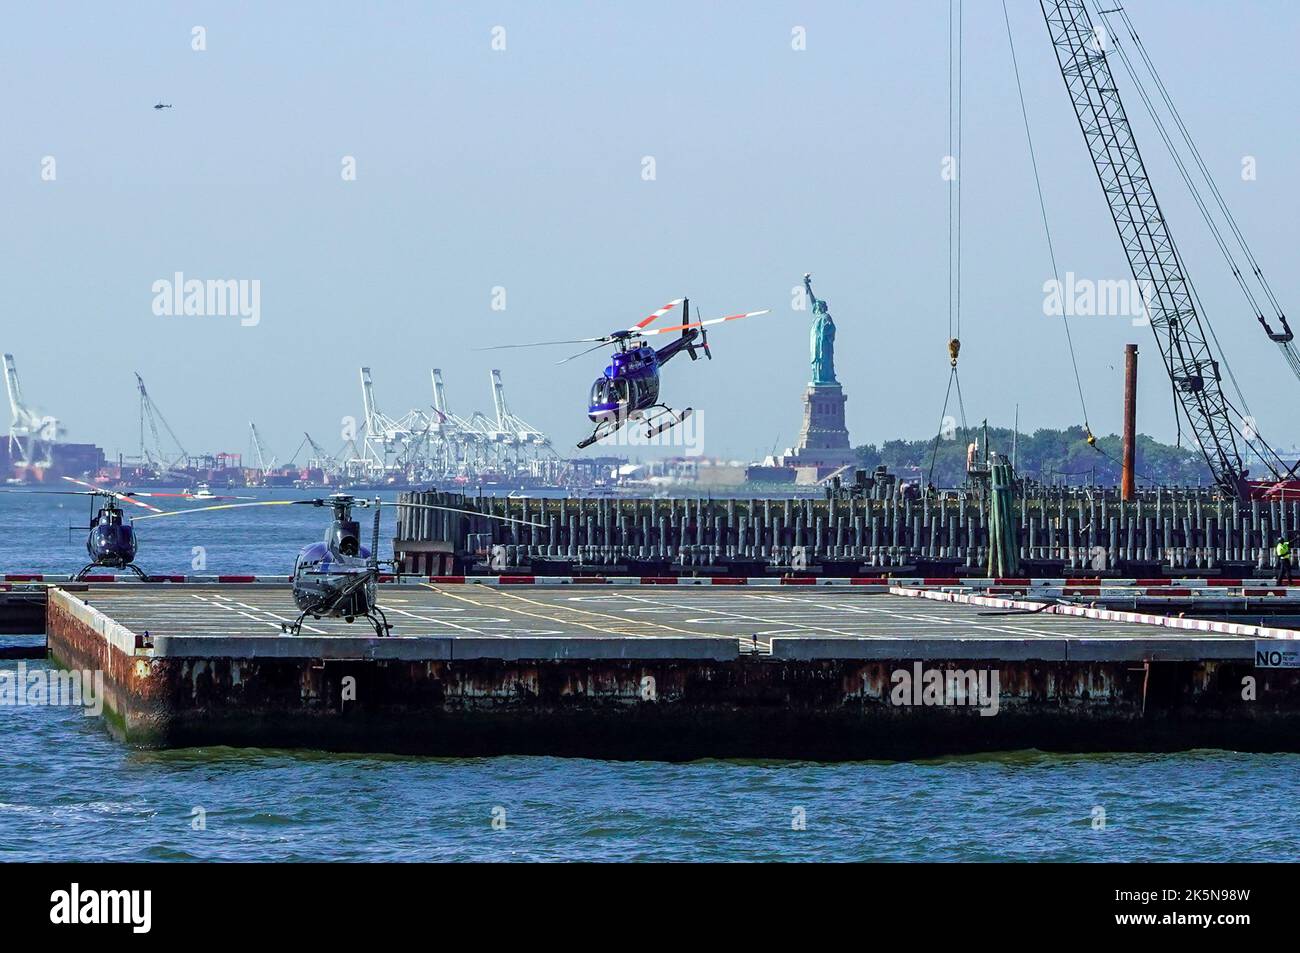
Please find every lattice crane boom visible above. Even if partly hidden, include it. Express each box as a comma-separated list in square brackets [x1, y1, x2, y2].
[1039, 0, 1273, 497]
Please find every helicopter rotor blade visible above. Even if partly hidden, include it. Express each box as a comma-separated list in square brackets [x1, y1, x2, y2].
[474, 336, 609, 351]
[127, 491, 255, 501]
[60, 475, 162, 512]
[629, 297, 684, 331]
[636, 309, 771, 336]
[384, 501, 547, 528]
[0, 489, 105, 497]
[556, 341, 613, 366]
[130, 500, 304, 522]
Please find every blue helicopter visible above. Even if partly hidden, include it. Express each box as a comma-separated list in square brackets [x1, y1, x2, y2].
[481, 297, 770, 449]
[0, 477, 172, 579]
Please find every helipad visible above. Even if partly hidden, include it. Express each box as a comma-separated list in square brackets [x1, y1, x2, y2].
[60, 582, 1264, 660]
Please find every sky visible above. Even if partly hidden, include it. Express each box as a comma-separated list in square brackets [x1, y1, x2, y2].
[2, 0, 1297, 464]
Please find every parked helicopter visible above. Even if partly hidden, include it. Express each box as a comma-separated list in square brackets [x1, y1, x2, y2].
[0, 479, 165, 579]
[478, 297, 770, 449]
[133, 493, 544, 637]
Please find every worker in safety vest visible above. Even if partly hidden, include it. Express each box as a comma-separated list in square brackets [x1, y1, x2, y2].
[1276, 536, 1294, 585]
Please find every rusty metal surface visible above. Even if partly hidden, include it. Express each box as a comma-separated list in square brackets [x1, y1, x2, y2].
[41, 586, 1300, 758]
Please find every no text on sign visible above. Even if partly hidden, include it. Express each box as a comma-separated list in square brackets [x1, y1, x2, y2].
[1255, 642, 1300, 668]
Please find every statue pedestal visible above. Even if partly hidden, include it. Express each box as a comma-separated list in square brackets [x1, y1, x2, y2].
[782, 383, 856, 479]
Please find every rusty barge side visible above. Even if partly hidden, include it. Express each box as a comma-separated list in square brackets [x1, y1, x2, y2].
[44, 588, 1300, 760]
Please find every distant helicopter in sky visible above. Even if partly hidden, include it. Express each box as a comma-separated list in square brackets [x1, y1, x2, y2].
[153, 101, 172, 110]
[134, 493, 544, 637]
[479, 297, 770, 449]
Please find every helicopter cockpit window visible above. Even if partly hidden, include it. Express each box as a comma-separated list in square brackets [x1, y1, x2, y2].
[590, 379, 629, 406]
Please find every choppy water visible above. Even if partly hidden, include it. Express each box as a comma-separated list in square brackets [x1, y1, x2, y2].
[2, 488, 1298, 861]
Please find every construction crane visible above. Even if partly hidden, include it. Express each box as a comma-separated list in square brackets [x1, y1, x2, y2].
[1085, 4, 1300, 441]
[1038, 0, 1290, 498]
[3, 353, 61, 469]
[303, 432, 333, 468]
[134, 372, 188, 474]
[248, 422, 277, 473]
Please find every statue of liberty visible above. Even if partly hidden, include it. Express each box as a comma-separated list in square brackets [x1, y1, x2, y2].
[803, 273, 837, 385]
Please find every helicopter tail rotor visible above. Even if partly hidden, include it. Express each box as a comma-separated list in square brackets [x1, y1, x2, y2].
[681, 299, 713, 361]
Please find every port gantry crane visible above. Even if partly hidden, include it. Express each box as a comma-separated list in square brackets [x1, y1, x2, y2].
[3, 353, 61, 469]
[1039, 0, 1293, 498]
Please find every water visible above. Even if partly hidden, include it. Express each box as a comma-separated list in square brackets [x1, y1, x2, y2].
[2, 488, 1297, 861]
[0, 486, 405, 576]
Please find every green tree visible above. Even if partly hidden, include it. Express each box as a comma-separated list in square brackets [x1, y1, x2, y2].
[855, 426, 1211, 487]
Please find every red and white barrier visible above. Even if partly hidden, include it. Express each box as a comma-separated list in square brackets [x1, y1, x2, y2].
[4, 572, 1300, 599]
[891, 584, 1300, 640]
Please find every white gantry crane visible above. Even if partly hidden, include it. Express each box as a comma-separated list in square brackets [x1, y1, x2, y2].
[490, 369, 550, 447]
[358, 366, 437, 479]
[432, 368, 488, 474]
[3, 353, 62, 469]
[350, 366, 561, 482]
[489, 369, 555, 472]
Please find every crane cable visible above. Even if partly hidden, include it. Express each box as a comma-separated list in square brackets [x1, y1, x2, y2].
[928, 364, 970, 488]
[1001, 0, 1095, 454]
[1108, 6, 1287, 325]
[1100, 3, 1297, 482]
[930, 0, 969, 489]
[1095, 4, 1292, 475]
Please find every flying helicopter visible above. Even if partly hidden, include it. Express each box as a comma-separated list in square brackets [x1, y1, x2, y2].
[133, 493, 544, 637]
[153, 101, 172, 110]
[478, 297, 770, 449]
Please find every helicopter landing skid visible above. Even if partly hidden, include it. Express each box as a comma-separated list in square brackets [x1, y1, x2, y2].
[280, 605, 394, 638]
[72, 563, 149, 582]
[366, 605, 393, 638]
[644, 405, 692, 440]
[577, 415, 625, 450]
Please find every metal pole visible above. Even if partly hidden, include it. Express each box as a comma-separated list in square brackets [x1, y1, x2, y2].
[1122, 343, 1138, 502]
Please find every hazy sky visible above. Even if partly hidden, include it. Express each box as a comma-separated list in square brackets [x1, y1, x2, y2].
[3, 1, 1297, 464]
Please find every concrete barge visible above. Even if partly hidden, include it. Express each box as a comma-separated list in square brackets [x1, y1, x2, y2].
[34, 581, 1300, 760]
